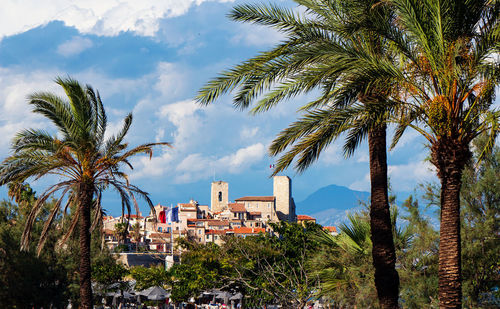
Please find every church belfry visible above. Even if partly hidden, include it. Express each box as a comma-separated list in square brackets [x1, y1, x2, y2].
[211, 181, 228, 212]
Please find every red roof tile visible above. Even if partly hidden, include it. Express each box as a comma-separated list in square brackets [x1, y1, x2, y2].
[235, 196, 275, 202]
[124, 214, 143, 219]
[149, 233, 171, 239]
[207, 220, 230, 226]
[232, 227, 266, 234]
[248, 211, 261, 216]
[228, 203, 246, 212]
[324, 226, 337, 233]
[206, 229, 227, 235]
[297, 215, 316, 221]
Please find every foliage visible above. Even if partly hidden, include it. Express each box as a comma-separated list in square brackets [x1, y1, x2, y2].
[0, 187, 123, 308]
[219, 222, 323, 308]
[397, 196, 439, 308]
[0, 77, 169, 307]
[114, 222, 129, 245]
[0, 200, 69, 308]
[92, 259, 129, 286]
[130, 265, 169, 291]
[310, 212, 377, 308]
[169, 240, 227, 303]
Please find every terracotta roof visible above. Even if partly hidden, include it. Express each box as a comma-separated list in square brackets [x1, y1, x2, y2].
[297, 215, 316, 221]
[248, 211, 261, 216]
[228, 203, 246, 212]
[206, 229, 227, 235]
[232, 227, 266, 234]
[124, 214, 143, 219]
[148, 233, 171, 239]
[207, 220, 230, 226]
[235, 196, 275, 202]
[324, 226, 337, 233]
[103, 229, 115, 235]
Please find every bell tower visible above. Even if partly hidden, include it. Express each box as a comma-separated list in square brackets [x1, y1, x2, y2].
[211, 181, 228, 212]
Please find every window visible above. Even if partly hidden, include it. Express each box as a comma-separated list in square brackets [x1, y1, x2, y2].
[218, 191, 222, 202]
[215, 236, 218, 240]
[158, 227, 162, 232]
[198, 230, 202, 235]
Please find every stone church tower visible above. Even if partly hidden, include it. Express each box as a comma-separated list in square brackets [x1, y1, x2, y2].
[273, 176, 296, 222]
[211, 181, 228, 212]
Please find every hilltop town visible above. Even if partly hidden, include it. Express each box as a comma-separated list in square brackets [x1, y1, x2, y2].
[102, 176, 336, 254]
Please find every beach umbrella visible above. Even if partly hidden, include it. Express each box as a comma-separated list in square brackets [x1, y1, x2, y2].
[215, 291, 231, 299]
[139, 286, 170, 300]
[230, 293, 243, 300]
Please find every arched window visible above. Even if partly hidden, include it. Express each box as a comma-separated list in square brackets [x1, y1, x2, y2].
[218, 191, 222, 202]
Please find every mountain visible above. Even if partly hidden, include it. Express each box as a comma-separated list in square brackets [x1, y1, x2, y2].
[295, 184, 370, 226]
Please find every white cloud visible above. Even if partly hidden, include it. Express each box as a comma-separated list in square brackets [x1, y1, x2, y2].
[388, 160, 436, 191]
[158, 99, 202, 151]
[319, 143, 344, 166]
[240, 126, 259, 139]
[0, 0, 235, 39]
[57, 36, 93, 56]
[349, 173, 370, 192]
[173, 143, 266, 183]
[154, 62, 187, 97]
[348, 159, 437, 192]
[0, 68, 61, 151]
[219, 143, 265, 173]
[231, 23, 284, 47]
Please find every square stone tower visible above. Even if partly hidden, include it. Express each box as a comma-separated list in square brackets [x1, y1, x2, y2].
[211, 181, 228, 213]
[273, 176, 296, 222]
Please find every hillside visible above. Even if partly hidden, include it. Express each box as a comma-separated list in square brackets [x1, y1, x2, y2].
[295, 184, 370, 226]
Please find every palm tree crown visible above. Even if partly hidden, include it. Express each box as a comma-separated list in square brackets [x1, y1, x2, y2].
[198, 1, 402, 307]
[0, 76, 170, 308]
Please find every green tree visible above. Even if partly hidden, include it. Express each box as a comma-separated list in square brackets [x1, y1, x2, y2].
[414, 136, 500, 307]
[169, 240, 227, 303]
[310, 213, 377, 307]
[130, 265, 169, 291]
[114, 222, 129, 247]
[460, 139, 500, 307]
[378, 1, 500, 306]
[398, 196, 439, 308]
[0, 77, 169, 308]
[197, 1, 402, 306]
[0, 199, 69, 308]
[221, 222, 323, 308]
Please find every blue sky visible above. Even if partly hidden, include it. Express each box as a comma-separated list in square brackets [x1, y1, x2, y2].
[0, 0, 440, 216]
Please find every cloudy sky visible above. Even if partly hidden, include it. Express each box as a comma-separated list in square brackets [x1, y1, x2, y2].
[0, 0, 440, 215]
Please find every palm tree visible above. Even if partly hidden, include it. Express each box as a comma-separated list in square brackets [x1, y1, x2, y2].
[373, 0, 499, 307]
[114, 222, 128, 247]
[0, 77, 170, 308]
[197, 1, 401, 307]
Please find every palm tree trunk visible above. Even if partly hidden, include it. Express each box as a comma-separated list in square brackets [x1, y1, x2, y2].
[78, 181, 94, 309]
[431, 139, 470, 308]
[368, 124, 399, 309]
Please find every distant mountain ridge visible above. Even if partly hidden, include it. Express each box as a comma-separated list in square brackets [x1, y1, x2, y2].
[295, 184, 370, 226]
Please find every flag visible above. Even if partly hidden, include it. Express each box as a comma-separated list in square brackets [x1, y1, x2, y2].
[270, 164, 275, 169]
[165, 207, 179, 223]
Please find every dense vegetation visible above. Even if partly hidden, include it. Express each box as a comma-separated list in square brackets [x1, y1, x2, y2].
[126, 140, 499, 308]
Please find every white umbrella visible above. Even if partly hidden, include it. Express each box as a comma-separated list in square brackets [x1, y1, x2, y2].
[139, 286, 170, 301]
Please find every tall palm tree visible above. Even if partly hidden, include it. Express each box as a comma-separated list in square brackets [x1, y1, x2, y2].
[197, 1, 401, 307]
[370, 0, 499, 307]
[0, 77, 170, 308]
